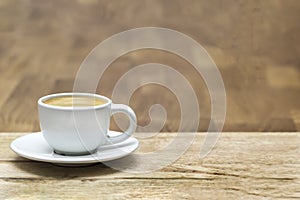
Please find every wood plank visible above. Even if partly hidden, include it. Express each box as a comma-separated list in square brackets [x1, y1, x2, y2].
[0, 133, 300, 198]
[1, 178, 299, 199]
[2, 132, 300, 162]
[0, 133, 299, 198]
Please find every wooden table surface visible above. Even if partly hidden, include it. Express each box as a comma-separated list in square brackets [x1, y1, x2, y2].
[0, 132, 299, 199]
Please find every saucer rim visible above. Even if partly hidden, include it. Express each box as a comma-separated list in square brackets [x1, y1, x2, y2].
[10, 131, 139, 164]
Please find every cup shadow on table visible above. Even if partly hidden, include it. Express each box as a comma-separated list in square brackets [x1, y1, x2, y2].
[12, 155, 138, 179]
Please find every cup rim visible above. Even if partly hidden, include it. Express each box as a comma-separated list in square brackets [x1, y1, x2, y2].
[38, 93, 112, 110]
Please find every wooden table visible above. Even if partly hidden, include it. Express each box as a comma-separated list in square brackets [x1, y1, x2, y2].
[1, 132, 299, 199]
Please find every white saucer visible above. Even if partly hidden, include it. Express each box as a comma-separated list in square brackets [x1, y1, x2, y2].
[10, 131, 139, 165]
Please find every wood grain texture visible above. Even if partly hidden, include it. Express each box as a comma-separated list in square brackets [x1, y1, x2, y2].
[0, 132, 299, 199]
[0, 0, 299, 132]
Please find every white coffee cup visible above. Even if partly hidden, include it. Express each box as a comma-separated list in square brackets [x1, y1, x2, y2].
[38, 93, 137, 156]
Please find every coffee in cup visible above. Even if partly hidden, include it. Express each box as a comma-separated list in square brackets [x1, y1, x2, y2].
[43, 96, 107, 107]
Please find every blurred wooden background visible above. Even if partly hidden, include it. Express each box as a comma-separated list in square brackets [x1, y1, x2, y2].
[0, 0, 299, 132]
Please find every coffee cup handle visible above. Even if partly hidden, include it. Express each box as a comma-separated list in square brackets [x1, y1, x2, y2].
[108, 104, 137, 144]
